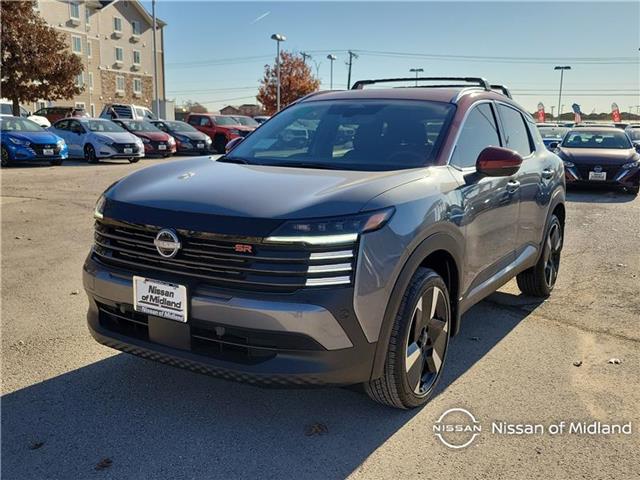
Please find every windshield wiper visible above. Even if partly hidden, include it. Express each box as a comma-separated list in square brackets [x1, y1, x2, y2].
[217, 156, 254, 165]
[264, 162, 343, 170]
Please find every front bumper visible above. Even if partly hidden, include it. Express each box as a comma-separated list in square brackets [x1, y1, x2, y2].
[83, 255, 375, 386]
[564, 163, 640, 188]
[96, 144, 145, 159]
[5, 143, 68, 162]
[175, 140, 211, 155]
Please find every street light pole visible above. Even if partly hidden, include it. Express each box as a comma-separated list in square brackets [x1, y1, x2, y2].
[326, 54, 337, 89]
[152, 0, 159, 118]
[554, 66, 571, 123]
[409, 67, 424, 87]
[271, 33, 286, 112]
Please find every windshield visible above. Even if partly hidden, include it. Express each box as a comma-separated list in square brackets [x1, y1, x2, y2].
[120, 120, 161, 132]
[233, 116, 259, 127]
[227, 100, 455, 171]
[215, 116, 239, 126]
[562, 130, 632, 149]
[0, 117, 44, 132]
[538, 126, 568, 138]
[164, 121, 198, 132]
[628, 129, 640, 141]
[87, 120, 126, 132]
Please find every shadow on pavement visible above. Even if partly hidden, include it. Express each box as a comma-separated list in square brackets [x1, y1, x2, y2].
[566, 186, 636, 204]
[2, 295, 537, 479]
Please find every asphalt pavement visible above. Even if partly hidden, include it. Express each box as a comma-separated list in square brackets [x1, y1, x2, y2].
[1, 157, 639, 479]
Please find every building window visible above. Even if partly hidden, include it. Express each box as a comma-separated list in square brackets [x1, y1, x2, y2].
[133, 50, 141, 65]
[37, 100, 47, 110]
[71, 35, 82, 54]
[88, 72, 93, 89]
[75, 102, 86, 109]
[116, 76, 125, 92]
[75, 72, 84, 88]
[86, 40, 92, 58]
[69, 2, 80, 20]
[115, 47, 123, 62]
[132, 20, 141, 35]
[85, 7, 91, 27]
[133, 78, 142, 94]
[113, 16, 122, 32]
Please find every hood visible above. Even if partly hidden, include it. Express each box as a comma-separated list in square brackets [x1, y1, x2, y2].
[105, 157, 424, 235]
[94, 131, 140, 143]
[134, 131, 169, 142]
[6, 130, 61, 144]
[559, 147, 637, 166]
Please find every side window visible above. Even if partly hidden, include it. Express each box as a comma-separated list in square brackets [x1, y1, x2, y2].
[450, 103, 501, 169]
[187, 116, 199, 126]
[199, 117, 212, 127]
[56, 120, 69, 130]
[497, 104, 534, 156]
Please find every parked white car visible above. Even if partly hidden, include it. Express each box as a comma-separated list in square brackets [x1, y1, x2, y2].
[48, 118, 144, 163]
[0, 101, 51, 128]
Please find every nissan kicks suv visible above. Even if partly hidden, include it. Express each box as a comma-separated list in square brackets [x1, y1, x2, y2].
[84, 77, 565, 409]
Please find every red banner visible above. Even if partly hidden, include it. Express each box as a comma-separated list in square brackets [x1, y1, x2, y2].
[611, 103, 621, 123]
[536, 102, 545, 123]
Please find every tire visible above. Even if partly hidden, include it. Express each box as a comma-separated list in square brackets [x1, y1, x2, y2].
[627, 185, 639, 196]
[129, 157, 140, 163]
[516, 214, 563, 297]
[1, 145, 11, 167]
[85, 144, 98, 163]
[50, 158, 63, 166]
[365, 268, 451, 409]
[214, 136, 226, 154]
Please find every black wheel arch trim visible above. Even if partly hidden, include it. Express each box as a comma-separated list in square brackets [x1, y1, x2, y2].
[370, 231, 463, 381]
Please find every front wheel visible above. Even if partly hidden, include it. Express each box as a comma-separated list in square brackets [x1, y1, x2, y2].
[214, 136, 226, 154]
[85, 144, 98, 163]
[365, 268, 451, 409]
[627, 185, 639, 196]
[516, 214, 563, 297]
[1, 145, 11, 167]
[50, 158, 63, 166]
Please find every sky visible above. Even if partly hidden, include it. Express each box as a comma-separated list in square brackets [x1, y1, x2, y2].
[143, 1, 640, 115]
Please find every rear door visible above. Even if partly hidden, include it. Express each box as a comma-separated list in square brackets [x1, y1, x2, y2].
[449, 102, 520, 293]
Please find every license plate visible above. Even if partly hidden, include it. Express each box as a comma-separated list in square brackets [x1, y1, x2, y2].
[133, 276, 187, 322]
[43, 148, 54, 155]
[158, 144, 167, 150]
[589, 171, 606, 181]
[197, 143, 204, 149]
[124, 148, 133, 154]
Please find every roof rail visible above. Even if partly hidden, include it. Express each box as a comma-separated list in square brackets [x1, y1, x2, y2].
[351, 77, 491, 91]
[490, 84, 512, 99]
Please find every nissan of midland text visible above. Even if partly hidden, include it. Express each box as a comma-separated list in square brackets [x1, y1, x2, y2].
[84, 77, 565, 409]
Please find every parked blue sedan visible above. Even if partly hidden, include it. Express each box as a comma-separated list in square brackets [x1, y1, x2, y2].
[1, 116, 68, 167]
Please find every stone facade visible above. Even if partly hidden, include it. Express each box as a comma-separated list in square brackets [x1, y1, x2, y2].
[34, 0, 165, 116]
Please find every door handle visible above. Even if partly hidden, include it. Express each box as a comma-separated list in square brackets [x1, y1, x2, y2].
[506, 180, 520, 193]
[542, 168, 555, 179]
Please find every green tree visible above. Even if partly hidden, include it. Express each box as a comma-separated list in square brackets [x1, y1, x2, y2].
[257, 51, 320, 115]
[1, 1, 83, 116]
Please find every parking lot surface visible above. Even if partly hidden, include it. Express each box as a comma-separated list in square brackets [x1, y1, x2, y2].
[2, 157, 639, 479]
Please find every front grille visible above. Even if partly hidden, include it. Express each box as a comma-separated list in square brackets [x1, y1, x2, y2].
[113, 143, 140, 154]
[97, 302, 322, 364]
[150, 140, 168, 150]
[93, 219, 357, 293]
[30, 143, 61, 155]
[575, 164, 621, 180]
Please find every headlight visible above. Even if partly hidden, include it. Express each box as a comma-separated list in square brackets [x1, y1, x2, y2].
[167, 136, 176, 145]
[622, 160, 639, 169]
[94, 194, 106, 220]
[562, 160, 575, 168]
[9, 137, 30, 146]
[95, 136, 113, 146]
[265, 208, 395, 245]
[56, 139, 65, 147]
[205, 137, 212, 144]
[140, 137, 150, 144]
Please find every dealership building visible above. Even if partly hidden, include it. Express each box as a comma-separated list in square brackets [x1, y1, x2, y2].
[35, 0, 166, 117]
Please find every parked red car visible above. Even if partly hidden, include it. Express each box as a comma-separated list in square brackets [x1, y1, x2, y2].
[113, 119, 176, 157]
[185, 113, 255, 153]
[33, 106, 88, 123]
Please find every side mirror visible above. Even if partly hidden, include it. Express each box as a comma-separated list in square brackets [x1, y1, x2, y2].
[476, 146, 523, 177]
[634, 142, 640, 153]
[225, 136, 244, 153]
[548, 142, 559, 150]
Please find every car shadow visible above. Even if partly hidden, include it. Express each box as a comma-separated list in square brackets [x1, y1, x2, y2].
[566, 186, 636, 203]
[1, 292, 538, 479]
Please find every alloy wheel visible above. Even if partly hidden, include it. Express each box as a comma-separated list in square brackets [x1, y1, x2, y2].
[1, 146, 9, 167]
[405, 286, 450, 396]
[544, 222, 562, 288]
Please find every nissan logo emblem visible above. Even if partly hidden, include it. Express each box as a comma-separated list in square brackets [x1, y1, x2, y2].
[154, 229, 181, 258]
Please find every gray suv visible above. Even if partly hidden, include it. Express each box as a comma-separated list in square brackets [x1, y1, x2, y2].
[84, 77, 565, 409]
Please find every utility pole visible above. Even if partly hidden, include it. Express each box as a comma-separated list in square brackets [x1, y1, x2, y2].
[300, 52, 311, 64]
[346, 50, 358, 89]
[554, 66, 571, 124]
[550, 105, 555, 119]
[152, 0, 160, 118]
